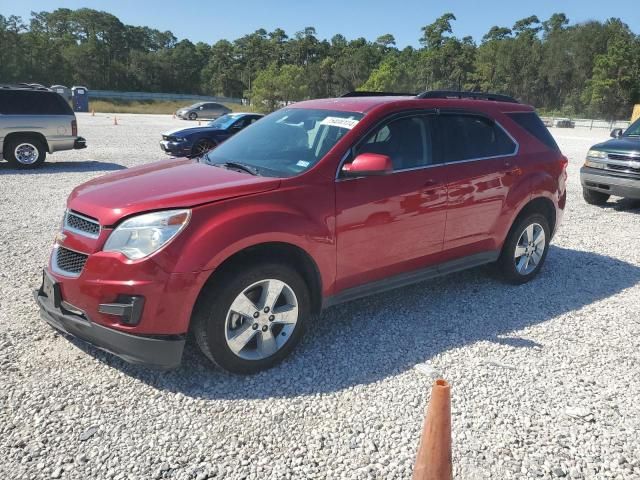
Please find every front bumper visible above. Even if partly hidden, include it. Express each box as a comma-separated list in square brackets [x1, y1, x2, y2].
[35, 271, 185, 369]
[580, 167, 640, 199]
[160, 139, 191, 156]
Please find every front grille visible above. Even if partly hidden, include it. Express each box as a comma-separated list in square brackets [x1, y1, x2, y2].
[607, 164, 640, 175]
[55, 247, 88, 275]
[65, 211, 100, 238]
[608, 153, 640, 161]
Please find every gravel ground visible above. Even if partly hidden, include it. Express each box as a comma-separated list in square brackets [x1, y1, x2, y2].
[1, 114, 639, 480]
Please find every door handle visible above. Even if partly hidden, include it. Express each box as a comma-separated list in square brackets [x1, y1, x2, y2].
[422, 179, 440, 194]
[504, 161, 522, 176]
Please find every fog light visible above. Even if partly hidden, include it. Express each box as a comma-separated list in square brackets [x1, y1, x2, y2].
[99, 295, 144, 325]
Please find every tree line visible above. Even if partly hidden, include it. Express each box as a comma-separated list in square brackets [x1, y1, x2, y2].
[1, 8, 639, 119]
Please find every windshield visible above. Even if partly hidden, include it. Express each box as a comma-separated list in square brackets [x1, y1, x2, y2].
[208, 114, 243, 129]
[204, 108, 363, 177]
[624, 118, 640, 137]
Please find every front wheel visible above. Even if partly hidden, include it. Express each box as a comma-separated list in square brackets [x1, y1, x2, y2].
[188, 112, 197, 121]
[192, 263, 310, 374]
[191, 139, 216, 157]
[497, 213, 550, 285]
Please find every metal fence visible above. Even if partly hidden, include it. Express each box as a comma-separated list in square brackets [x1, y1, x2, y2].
[541, 116, 631, 130]
[88, 89, 242, 104]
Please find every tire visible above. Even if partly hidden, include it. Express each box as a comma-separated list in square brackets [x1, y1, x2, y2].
[497, 213, 550, 285]
[192, 262, 310, 374]
[5, 136, 47, 169]
[191, 139, 216, 157]
[188, 112, 197, 121]
[582, 187, 609, 206]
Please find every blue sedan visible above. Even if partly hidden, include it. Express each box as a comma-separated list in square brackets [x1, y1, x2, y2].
[160, 113, 264, 157]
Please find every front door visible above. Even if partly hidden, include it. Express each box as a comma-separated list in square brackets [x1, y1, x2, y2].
[335, 114, 448, 292]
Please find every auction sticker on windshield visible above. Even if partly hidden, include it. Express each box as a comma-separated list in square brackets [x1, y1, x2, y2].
[320, 117, 360, 129]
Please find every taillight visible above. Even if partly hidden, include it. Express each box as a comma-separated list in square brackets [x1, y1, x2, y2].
[71, 119, 77, 137]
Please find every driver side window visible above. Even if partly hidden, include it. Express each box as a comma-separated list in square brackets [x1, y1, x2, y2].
[356, 116, 431, 171]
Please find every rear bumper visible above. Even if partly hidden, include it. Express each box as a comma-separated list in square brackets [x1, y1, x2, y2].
[74, 137, 87, 150]
[580, 167, 640, 199]
[35, 279, 185, 369]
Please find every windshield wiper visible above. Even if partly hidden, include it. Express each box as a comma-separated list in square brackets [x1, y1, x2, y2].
[216, 161, 260, 176]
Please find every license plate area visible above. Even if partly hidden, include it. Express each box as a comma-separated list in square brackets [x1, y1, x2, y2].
[41, 270, 62, 309]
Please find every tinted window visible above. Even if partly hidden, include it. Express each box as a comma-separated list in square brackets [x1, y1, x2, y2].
[433, 114, 516, 163]
[507, 112, 559, 151]
[356, 116, 430, 170]
[0, 90, 72, 115]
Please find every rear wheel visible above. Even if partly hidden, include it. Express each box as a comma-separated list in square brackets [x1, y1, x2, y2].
[5, 137, 47, 168]
[582, 187, 610, 206]
[192, 263, 310, 374]
[497, 213, 550, 284]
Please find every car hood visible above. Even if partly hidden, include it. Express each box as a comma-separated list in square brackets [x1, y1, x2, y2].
[163, 126, 223, 137]
[67, 158, 281, 226]
[592, 137, 640, 154]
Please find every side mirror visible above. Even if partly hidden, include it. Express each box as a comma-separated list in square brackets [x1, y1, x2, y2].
[199, 106, 204, 110]
[611, 128, 624, 138]
[342, 153, 393, 176]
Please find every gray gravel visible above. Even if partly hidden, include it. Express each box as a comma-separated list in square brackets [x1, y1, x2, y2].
[1, 114, 640, 479]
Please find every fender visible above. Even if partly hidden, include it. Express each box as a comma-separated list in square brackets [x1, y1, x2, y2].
[171, 186, 336, 297]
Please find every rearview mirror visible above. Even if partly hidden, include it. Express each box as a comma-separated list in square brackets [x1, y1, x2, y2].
[610, 128, 624, 138]
[342, 153, 393, 176]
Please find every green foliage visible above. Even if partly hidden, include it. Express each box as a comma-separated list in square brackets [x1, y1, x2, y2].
[1, 8, 639, 118]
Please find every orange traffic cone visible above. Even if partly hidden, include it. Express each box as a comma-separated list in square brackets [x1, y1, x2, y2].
[113, 116, 118, 125]
[198, 120, 202, 126]
[413, 379, 452, 480]
[91, 109, 95, 117]
[172, 113, 176, 119]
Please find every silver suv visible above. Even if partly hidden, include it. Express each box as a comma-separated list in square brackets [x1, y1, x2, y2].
[176, 102, 231, 121]
[0, 85, 87, 169]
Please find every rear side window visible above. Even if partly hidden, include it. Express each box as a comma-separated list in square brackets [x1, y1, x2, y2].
[432, 114, 516, 163]
[507, 112, 559, 151]
[0, 90, 73, 115]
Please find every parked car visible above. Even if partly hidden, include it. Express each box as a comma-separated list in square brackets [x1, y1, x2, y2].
[581, 118, 640, 205]
[0, 85, 86, 168]
[35, 91, 567, 374]
[176, 102, 231, 121]
[553, 118, 575, 128]
[160, 113, 263, 157]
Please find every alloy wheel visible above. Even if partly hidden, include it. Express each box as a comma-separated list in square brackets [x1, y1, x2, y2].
[514, 223, 546, 275]
[14, 143, 39, 165]
[224, 279, 299, 360]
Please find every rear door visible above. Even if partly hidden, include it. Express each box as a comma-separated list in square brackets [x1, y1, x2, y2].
[335, 113, 448, 291]
[431, 112, 518, 258]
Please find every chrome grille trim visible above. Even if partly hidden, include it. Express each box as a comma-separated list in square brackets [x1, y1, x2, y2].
[64, 210, 101, 238]
[608, 152, 640, 161]
[52, 245, 88, 277]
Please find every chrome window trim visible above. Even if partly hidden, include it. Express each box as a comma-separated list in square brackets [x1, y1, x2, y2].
[51, 243, 87, 278]
[64, 210, 101, 239]
[335, 110, 519, 182]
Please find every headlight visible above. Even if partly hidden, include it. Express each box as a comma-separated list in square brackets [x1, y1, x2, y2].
[174, 137, 187, 142]
[104, 209, 191, 260]
[587, 149, 607, 160]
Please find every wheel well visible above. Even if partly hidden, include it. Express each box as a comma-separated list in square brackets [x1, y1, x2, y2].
[201, 242, 323, 314]
[3, 132, 49, 156]
[514, 197, 556, 235]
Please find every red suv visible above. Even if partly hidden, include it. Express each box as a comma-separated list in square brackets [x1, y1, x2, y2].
[35, 91, 567, 374]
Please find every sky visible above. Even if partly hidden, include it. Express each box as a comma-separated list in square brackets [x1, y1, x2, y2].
[2, 0, 639, 47]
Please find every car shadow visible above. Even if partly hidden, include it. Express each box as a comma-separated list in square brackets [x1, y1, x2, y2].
[0, 160, 126, 174]
[70, 245, 640, 398]
[597, 198, 640, 212]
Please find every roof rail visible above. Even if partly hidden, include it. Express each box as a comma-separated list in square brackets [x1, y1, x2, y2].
[341, 91, 416, 97]
[416, 90, 519, 104]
